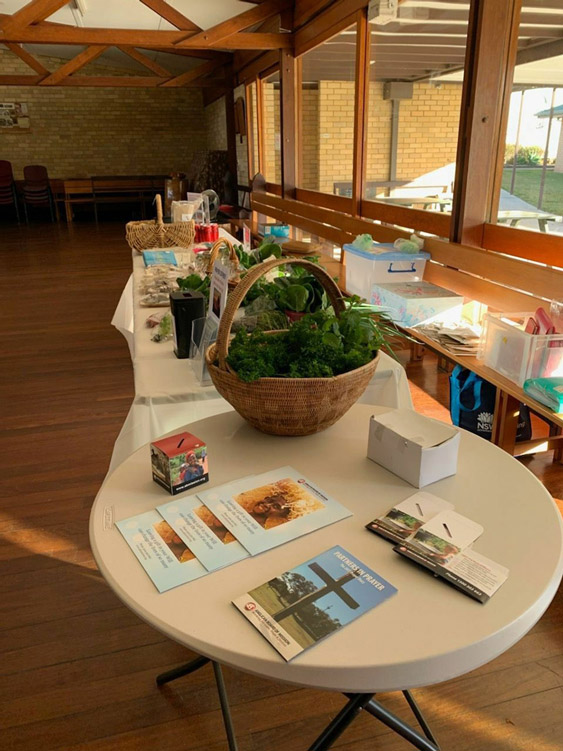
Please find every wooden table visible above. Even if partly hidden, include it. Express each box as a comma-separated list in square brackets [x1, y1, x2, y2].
[497, 210, 562, 233]
[61, 175, 166, 222]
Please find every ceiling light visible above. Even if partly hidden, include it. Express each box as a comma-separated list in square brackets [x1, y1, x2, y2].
[368, 0, 398, 25]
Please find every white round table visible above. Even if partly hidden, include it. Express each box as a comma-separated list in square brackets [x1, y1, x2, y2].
[90, 406, 563, 748]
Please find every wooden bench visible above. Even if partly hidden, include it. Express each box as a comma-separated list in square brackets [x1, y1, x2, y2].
[61, 175, 165, 222]
[401, 236, 563, 462]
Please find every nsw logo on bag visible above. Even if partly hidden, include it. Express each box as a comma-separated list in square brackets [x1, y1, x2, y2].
[477, 411, 494, 433]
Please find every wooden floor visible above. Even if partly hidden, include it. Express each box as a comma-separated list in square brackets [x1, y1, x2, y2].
[1, 220, 562, 751]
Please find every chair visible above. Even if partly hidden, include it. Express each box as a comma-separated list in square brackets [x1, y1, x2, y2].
[22, 165, 57, 222]
[0, 160, 20, 222]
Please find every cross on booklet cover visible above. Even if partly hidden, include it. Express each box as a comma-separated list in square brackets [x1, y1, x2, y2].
[233, 546, 397, 661]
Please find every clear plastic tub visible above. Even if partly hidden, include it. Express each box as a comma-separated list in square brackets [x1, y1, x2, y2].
[343, 243, 430, 300]
[478, 312, 563, 386]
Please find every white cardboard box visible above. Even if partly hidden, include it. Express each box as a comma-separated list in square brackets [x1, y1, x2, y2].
[367, 409, 460, 488]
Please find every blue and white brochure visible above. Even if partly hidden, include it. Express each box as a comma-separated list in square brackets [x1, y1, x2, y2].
[116, 509, 207, 592]
[196, 467, 352, 556]
[233, 546, 397, 661]
[142, 250, 178, 266]
[157, 496, 250, 572]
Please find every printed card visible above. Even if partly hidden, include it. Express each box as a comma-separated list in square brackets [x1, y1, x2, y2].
[366, 491, 454, 544]
[116, 510, 208, 592]
[208, 260, 229, 323]
[157, 496, 250, 572]
[233, 546, 397, 661]
[197, 467, 352, 556]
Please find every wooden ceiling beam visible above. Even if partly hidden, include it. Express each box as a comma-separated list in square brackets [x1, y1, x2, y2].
[39, 44, 109, 86]
[0, 25, 290, 50]
[5, 42, 49, 75]
[118, 46, 171, 77]
[146, 46, 231, 61]
[159, 58, 225, 87]
[0, 0, 70, 35]
[139, 0, 201, 32]
[0, 74, 44, 85]
[175, 0, 287, 47]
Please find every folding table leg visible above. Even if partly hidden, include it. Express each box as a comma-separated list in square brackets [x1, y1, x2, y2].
[364, 695, 440, 751]
[156, 655, 210, 686]
[308, 693, 374, 751]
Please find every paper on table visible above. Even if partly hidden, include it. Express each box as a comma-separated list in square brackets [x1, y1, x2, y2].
[373, 409, 458, 448]
[197, 466, 352, 556]
[157, 496, 250, 572]
[116, 509, 208, 593]
[366, 491, 454, 543]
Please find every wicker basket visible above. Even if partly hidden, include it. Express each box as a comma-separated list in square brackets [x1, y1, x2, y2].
[206, 258, 380, 436]
[206, 237, 241, 290]
[125, 194, 195, 252]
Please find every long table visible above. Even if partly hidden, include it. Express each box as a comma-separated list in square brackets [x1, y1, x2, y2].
[109, 235, 413, 471]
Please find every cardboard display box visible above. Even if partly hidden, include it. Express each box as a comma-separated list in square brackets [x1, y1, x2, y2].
[371, 281, 463, 326]
[150, 431, 208, 495]
[367, 409, 460, 488]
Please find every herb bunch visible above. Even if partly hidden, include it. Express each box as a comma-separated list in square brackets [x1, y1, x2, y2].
[226, 301, 386, 382]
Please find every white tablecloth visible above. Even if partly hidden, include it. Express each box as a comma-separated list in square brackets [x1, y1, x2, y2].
[109, 241, 413, 471]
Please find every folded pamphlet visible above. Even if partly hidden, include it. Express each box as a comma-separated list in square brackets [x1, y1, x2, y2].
[233, 546, 397, 661]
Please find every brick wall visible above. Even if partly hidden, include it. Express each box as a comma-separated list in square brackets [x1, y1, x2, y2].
[263, 81, 281, 184]
[0, 49, 208, 178]
[299, 79, 462, 195]
[204, 96, 227, 152]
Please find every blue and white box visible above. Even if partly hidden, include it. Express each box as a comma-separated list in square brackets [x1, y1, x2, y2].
[371, 280, 463, 326]
[343, 243, 430, 300]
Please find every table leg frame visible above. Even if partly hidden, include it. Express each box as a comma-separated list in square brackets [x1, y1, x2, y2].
[308, 690, 440, 751]
[155, 658, 239, 751]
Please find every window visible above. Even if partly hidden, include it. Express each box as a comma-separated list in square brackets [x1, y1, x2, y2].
[494, 1, 563, 235]
[297, 24, 357, 195]
[262, 70, 281, 184]
[363, 0, 470, 214]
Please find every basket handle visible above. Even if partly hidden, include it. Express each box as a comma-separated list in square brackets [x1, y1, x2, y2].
[206, 238, 236, 274]
[215, 257, 346, 370]
[155, 194, 163, 226]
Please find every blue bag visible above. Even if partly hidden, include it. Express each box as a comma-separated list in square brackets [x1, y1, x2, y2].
[449, 366, 531, 442]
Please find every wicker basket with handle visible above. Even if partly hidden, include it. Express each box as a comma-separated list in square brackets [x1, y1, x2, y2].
[206, 237, 241, 290]
[125, 194, 195, 252]
[205, 258, 379, 436]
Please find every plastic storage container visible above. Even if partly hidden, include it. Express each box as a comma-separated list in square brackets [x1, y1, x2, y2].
[371, 281, 463, 326]
[343, 243, 430, 300]
[478, 312, 563, 386]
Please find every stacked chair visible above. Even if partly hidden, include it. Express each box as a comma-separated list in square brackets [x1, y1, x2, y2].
[22, 164, 57, 222]
[0, 160, 20, 222]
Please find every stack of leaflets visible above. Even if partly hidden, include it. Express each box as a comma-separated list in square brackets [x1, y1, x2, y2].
[366, 491, 509, 603]
[233, 546, 397, 661]
[116, 467, 351, 592]
[142, 250, 178, 266]
[416, 322, 481, 356]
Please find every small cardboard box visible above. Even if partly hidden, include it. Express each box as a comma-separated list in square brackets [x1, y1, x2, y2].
[370, 281, 463, 326]
[367, 409, 459, 488]
[150, 431, 208, 495]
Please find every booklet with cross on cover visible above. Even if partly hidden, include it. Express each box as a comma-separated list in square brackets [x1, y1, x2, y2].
[196, 467, 352, 556]
[233, 546, 397, 661]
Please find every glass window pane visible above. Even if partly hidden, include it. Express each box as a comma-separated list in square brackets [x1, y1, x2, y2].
[496, 1, 563, 235]
[234, 85, 248, 186]
[298, 24, 357, 195]
[262, 71, 281, 184]
[364, 1, 470, 214]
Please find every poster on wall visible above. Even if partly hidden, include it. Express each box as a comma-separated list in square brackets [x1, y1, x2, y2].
[0, 103, 30, 129]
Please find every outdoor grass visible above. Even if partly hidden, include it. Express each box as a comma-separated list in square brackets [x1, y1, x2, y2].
[501, 168, 563, 215]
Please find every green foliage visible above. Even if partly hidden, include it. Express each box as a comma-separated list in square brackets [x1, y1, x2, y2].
[504, 144, 545, 166]
[176, 274, 210, 299]
[226, 302, 386, 382]
[234, 240, 282, 270]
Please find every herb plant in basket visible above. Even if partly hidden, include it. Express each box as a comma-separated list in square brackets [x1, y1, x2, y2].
[205, 258, 392, 437]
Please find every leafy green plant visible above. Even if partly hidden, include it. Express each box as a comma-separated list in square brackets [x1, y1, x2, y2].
[504, 144, 545, 166]
[176, 274, 210, 297]
[225, 301, 394, 382]
[234, 240, 282, 270]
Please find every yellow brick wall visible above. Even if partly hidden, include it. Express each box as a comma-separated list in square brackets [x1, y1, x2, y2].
[262, 82, 281, 184]
[0, 49, 208, 179]
[204, 96, 227, 152]
[299, 80, 462, 195]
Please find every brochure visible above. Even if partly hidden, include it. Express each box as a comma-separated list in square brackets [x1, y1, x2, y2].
[366, 491, 454, 544]
[157, 496, 250, 572]
[197, 467, 352, 556]
[142, 250, 178, 266]
[394, 510, 508, 602]
[208, 259, 229, 323]
[116, 510, 208, 592]
[233, 546, 397, 661]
